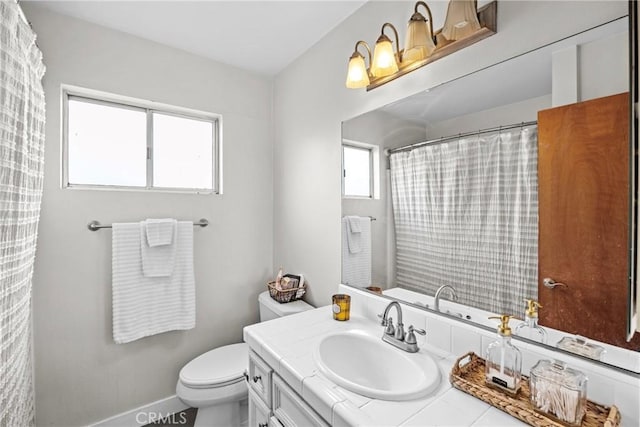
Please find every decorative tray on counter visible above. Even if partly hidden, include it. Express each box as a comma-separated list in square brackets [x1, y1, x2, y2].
[450, 352, 620, 427]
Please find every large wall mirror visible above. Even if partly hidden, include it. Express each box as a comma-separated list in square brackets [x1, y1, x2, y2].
[341, 14, 640, 373]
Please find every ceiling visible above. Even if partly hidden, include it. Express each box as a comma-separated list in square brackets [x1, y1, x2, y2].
[379, 17, 628, 125]
[381, 48, 551, 124]
[24, 1, 366, 76]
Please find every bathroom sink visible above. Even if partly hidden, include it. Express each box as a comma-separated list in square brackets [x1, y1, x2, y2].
[314, 330, 441, 401]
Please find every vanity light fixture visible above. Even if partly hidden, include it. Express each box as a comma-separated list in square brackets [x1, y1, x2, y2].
[345, 0, 498, 91]
[371, 23, 401, 78]
[345, 41, 372, 88]
[442, 0, 482, 41]
[404, 1, 437, 63]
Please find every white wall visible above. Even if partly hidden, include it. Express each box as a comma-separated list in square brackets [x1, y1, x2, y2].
[22, 5, 273, 426]
[273, 0, 628, 309]
[426, 30, 627, 137]
[580, 31, 628, 100]
[425, 95, 552, 138]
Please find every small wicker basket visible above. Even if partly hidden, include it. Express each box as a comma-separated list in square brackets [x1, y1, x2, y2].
[267, 281, 306, 304]
[450, 352, 620, 427]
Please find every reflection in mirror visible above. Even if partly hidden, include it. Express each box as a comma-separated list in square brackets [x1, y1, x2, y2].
[389, 121, 537, 318]
[341, 17, 640, 373]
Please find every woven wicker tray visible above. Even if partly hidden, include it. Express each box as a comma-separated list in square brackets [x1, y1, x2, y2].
[450, 352, 620, 427]
[267, 281, 306, 303]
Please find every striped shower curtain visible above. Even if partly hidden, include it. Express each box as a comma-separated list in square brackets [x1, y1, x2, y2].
[390, 125, 538, 316]
[0, 1, 46, 425]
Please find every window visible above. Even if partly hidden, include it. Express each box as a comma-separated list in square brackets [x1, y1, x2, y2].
[342, 140, 379, 199]
[63, 87, 220, 193]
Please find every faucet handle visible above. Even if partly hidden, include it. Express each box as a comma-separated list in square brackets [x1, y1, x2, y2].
[377, 313, 386, 326]
[409, 325, 426, 335]
[395, 322, 405, 341]
[405, 325, 426, 345]
[384, 317, 395, 335]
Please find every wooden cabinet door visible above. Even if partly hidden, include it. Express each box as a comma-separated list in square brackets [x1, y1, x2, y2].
[538, 92, 639, 349]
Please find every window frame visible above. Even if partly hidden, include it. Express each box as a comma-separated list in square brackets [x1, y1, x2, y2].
[341, 139, 379, 199]
[61, 85, 222, 194]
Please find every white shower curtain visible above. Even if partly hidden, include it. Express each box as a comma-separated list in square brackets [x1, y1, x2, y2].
[0, 2, 46, 425]
[390, 125, 538, 316]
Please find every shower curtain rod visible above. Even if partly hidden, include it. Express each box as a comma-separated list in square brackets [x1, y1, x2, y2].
[387, 120, 538, 155]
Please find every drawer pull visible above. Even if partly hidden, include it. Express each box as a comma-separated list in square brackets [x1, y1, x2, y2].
[259, 424, 268, 427]
[253, 375, 262, 383]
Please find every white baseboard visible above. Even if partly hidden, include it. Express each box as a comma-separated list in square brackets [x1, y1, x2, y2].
[89, 395, 189, 427]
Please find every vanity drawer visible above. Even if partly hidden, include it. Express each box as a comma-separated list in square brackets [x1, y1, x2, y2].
[249, 350, 273, 406]
[248, 388, 271, 427]
[271, 374, 329, 427]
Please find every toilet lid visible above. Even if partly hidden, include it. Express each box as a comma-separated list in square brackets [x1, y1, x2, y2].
[179, 343, 248, 387]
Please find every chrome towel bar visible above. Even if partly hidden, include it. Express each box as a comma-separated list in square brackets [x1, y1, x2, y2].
[87, 219, 209, 231]
[342, 216, 376, 221]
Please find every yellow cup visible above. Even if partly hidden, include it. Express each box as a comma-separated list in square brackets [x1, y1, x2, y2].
[332, 294, 351, 321]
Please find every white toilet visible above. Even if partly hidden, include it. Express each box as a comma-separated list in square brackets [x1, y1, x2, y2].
[176, 291, 313, 427]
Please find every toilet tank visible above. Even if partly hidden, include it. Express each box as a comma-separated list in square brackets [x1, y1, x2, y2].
[258, 291, 313, 321]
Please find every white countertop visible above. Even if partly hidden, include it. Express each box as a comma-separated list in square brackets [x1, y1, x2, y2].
[243, 306, 529, 427]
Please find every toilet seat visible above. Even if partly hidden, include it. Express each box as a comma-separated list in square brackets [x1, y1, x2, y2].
[177, 375, 247, 408]
[179, 343, 248, 389]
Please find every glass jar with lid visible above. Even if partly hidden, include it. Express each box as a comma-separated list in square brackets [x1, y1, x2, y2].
[529, 359, 587, 426]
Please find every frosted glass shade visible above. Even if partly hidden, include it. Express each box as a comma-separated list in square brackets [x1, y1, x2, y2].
[404, 19, 436, 63]
[371, 38, 398, 77]
[345, 54, 370, 88]
[442, 0, 481, 41]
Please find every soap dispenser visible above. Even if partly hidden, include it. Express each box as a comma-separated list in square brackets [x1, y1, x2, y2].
[514, 299, 547, 343]
[485, 315, 522, 395]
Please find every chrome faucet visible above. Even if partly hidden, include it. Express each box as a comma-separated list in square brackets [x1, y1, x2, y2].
[434, 285, 458, 312]
[379, 301, 426, 353]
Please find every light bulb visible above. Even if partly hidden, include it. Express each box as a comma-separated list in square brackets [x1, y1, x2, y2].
[345, 54, 370, 88]
[371, 38, 398, 77]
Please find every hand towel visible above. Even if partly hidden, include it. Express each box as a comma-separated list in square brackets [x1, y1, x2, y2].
[341, 217, 372, 287]
[141, 220, 178, 277]
[144, 218, 176, 247]
[346, 216, 362, 233]
[112, 221, 195, 344]
[345, 215, 363, 253]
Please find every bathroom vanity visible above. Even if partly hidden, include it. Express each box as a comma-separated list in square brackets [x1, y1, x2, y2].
[244, 308, 494, 427]
[243, 286, 640, 427]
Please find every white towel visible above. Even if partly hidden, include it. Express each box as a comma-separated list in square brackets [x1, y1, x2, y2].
[345, 215, 363, 253]
[341, 217, 371, 287]
[112, 221, 195, 344]
[141, 220, 177, 277]
[347, 216, 362, 233]
[144, 218, 176, 247]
